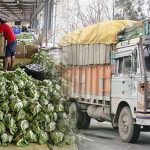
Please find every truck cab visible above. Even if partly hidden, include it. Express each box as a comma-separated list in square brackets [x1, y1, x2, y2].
[111, 35, 150, 143]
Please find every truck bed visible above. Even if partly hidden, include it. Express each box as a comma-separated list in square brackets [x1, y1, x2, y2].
[65, 65, 111, 106]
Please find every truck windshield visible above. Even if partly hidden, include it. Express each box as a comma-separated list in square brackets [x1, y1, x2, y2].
[144, 46, 150, 72]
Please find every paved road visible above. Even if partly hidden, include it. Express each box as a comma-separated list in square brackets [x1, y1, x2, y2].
[77, 119, 150, 150]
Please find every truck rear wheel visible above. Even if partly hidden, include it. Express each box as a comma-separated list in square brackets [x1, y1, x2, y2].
[118, 106, 140, 143]
[77, 110, 91, 129]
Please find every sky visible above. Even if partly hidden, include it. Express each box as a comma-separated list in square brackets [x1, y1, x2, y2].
[75, 0, 150, 19]
[71, 0, 114, 20]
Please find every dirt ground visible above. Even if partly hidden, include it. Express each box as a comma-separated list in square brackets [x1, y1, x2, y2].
[0, 143, 78, 150]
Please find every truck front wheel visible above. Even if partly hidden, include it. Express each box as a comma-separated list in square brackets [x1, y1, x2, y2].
[77, 110, 91, 129]
[118, 106, 140, 143]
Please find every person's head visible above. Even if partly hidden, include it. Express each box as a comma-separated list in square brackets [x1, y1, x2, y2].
[0, 18, 6, 25]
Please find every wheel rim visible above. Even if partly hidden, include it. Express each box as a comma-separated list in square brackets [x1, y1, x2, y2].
[120, 114, 129, 134]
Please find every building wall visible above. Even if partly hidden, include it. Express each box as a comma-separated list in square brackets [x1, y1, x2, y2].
[52, 0, 70, 45]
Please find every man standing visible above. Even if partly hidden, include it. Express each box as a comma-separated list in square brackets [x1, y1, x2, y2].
[0, 18, 17, 71]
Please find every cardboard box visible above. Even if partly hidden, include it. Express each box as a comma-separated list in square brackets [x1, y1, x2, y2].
[25, 45, 38, 58]
[16, 44, 25, 58]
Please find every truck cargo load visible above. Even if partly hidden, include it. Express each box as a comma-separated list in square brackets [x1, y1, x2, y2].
[59, 20, 142, 45]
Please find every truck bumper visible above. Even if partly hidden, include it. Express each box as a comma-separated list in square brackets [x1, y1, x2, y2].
[136, 113, 150, 126]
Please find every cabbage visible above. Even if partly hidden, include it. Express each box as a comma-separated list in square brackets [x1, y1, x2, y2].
[25, 130, 37, 143]
[64, 135, 76, 145]
[0, 89, 7, 97]
[29, 102, 41, 116]
[57, 119, 68, 133]
[26, 113, 34, 122]
[43, 114, 51, 123]
[18, 92, 26, 100]
[5, 114, 17, 135]
[53, 90, 61, 99]
[28, 89, 38, 99]
[0, 96, 6, 102]
[22, 100, 28, 108]
[44, 103, 54, 114]
[16, 138, 29, 147]
[0, 121, 6, 134]
[32, 122, 41, 134]
[35, 112, 50, 123]
[51, 131, 64, 145]
[37, 131, 48, 145]
[17, 80, 25, 88]
[39, 97, 49, 106]
[9, 94, 16, 100]
[0, 110, 4, 120]
[43, 80, 52, 86]
[16, 110, 26, 121]
[58, 112, 68, 119]
[51, 112, 58, 122]
[55, 84, 61, 91]
[7, 81, 19, 95]
[40, 87, 49, 98]
[1, 133, 13, 146]
[55, 103, 64, 112]
[1, 102, 9, 112]
[33, 91, 40, 100]
[10, 99, 23, 112]
[13, 132, 23, 142]
[46, 122, 56, 132]
[19, 120, 29, 133]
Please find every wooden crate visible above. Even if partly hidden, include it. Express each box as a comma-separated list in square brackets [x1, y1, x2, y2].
[16, 44, 25, 58]
[25, 45, 38, 58]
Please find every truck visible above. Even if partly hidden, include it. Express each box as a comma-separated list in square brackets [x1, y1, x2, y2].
[60, 20, 150, 143]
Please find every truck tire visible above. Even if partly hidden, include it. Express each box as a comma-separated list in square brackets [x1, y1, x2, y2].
[77, 110, 91, 129]
[118, 106, 140, 143]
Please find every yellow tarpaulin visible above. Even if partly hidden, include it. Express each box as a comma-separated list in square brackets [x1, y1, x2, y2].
[59, 20, 142, 46]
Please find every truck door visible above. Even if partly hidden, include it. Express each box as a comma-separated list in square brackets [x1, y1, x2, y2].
[111, 54, 137, 114]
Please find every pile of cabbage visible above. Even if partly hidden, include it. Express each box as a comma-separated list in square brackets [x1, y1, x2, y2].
[16, 33, 34, 45]
[17, 33, 33, 40]
[0, 69, 75, 147]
